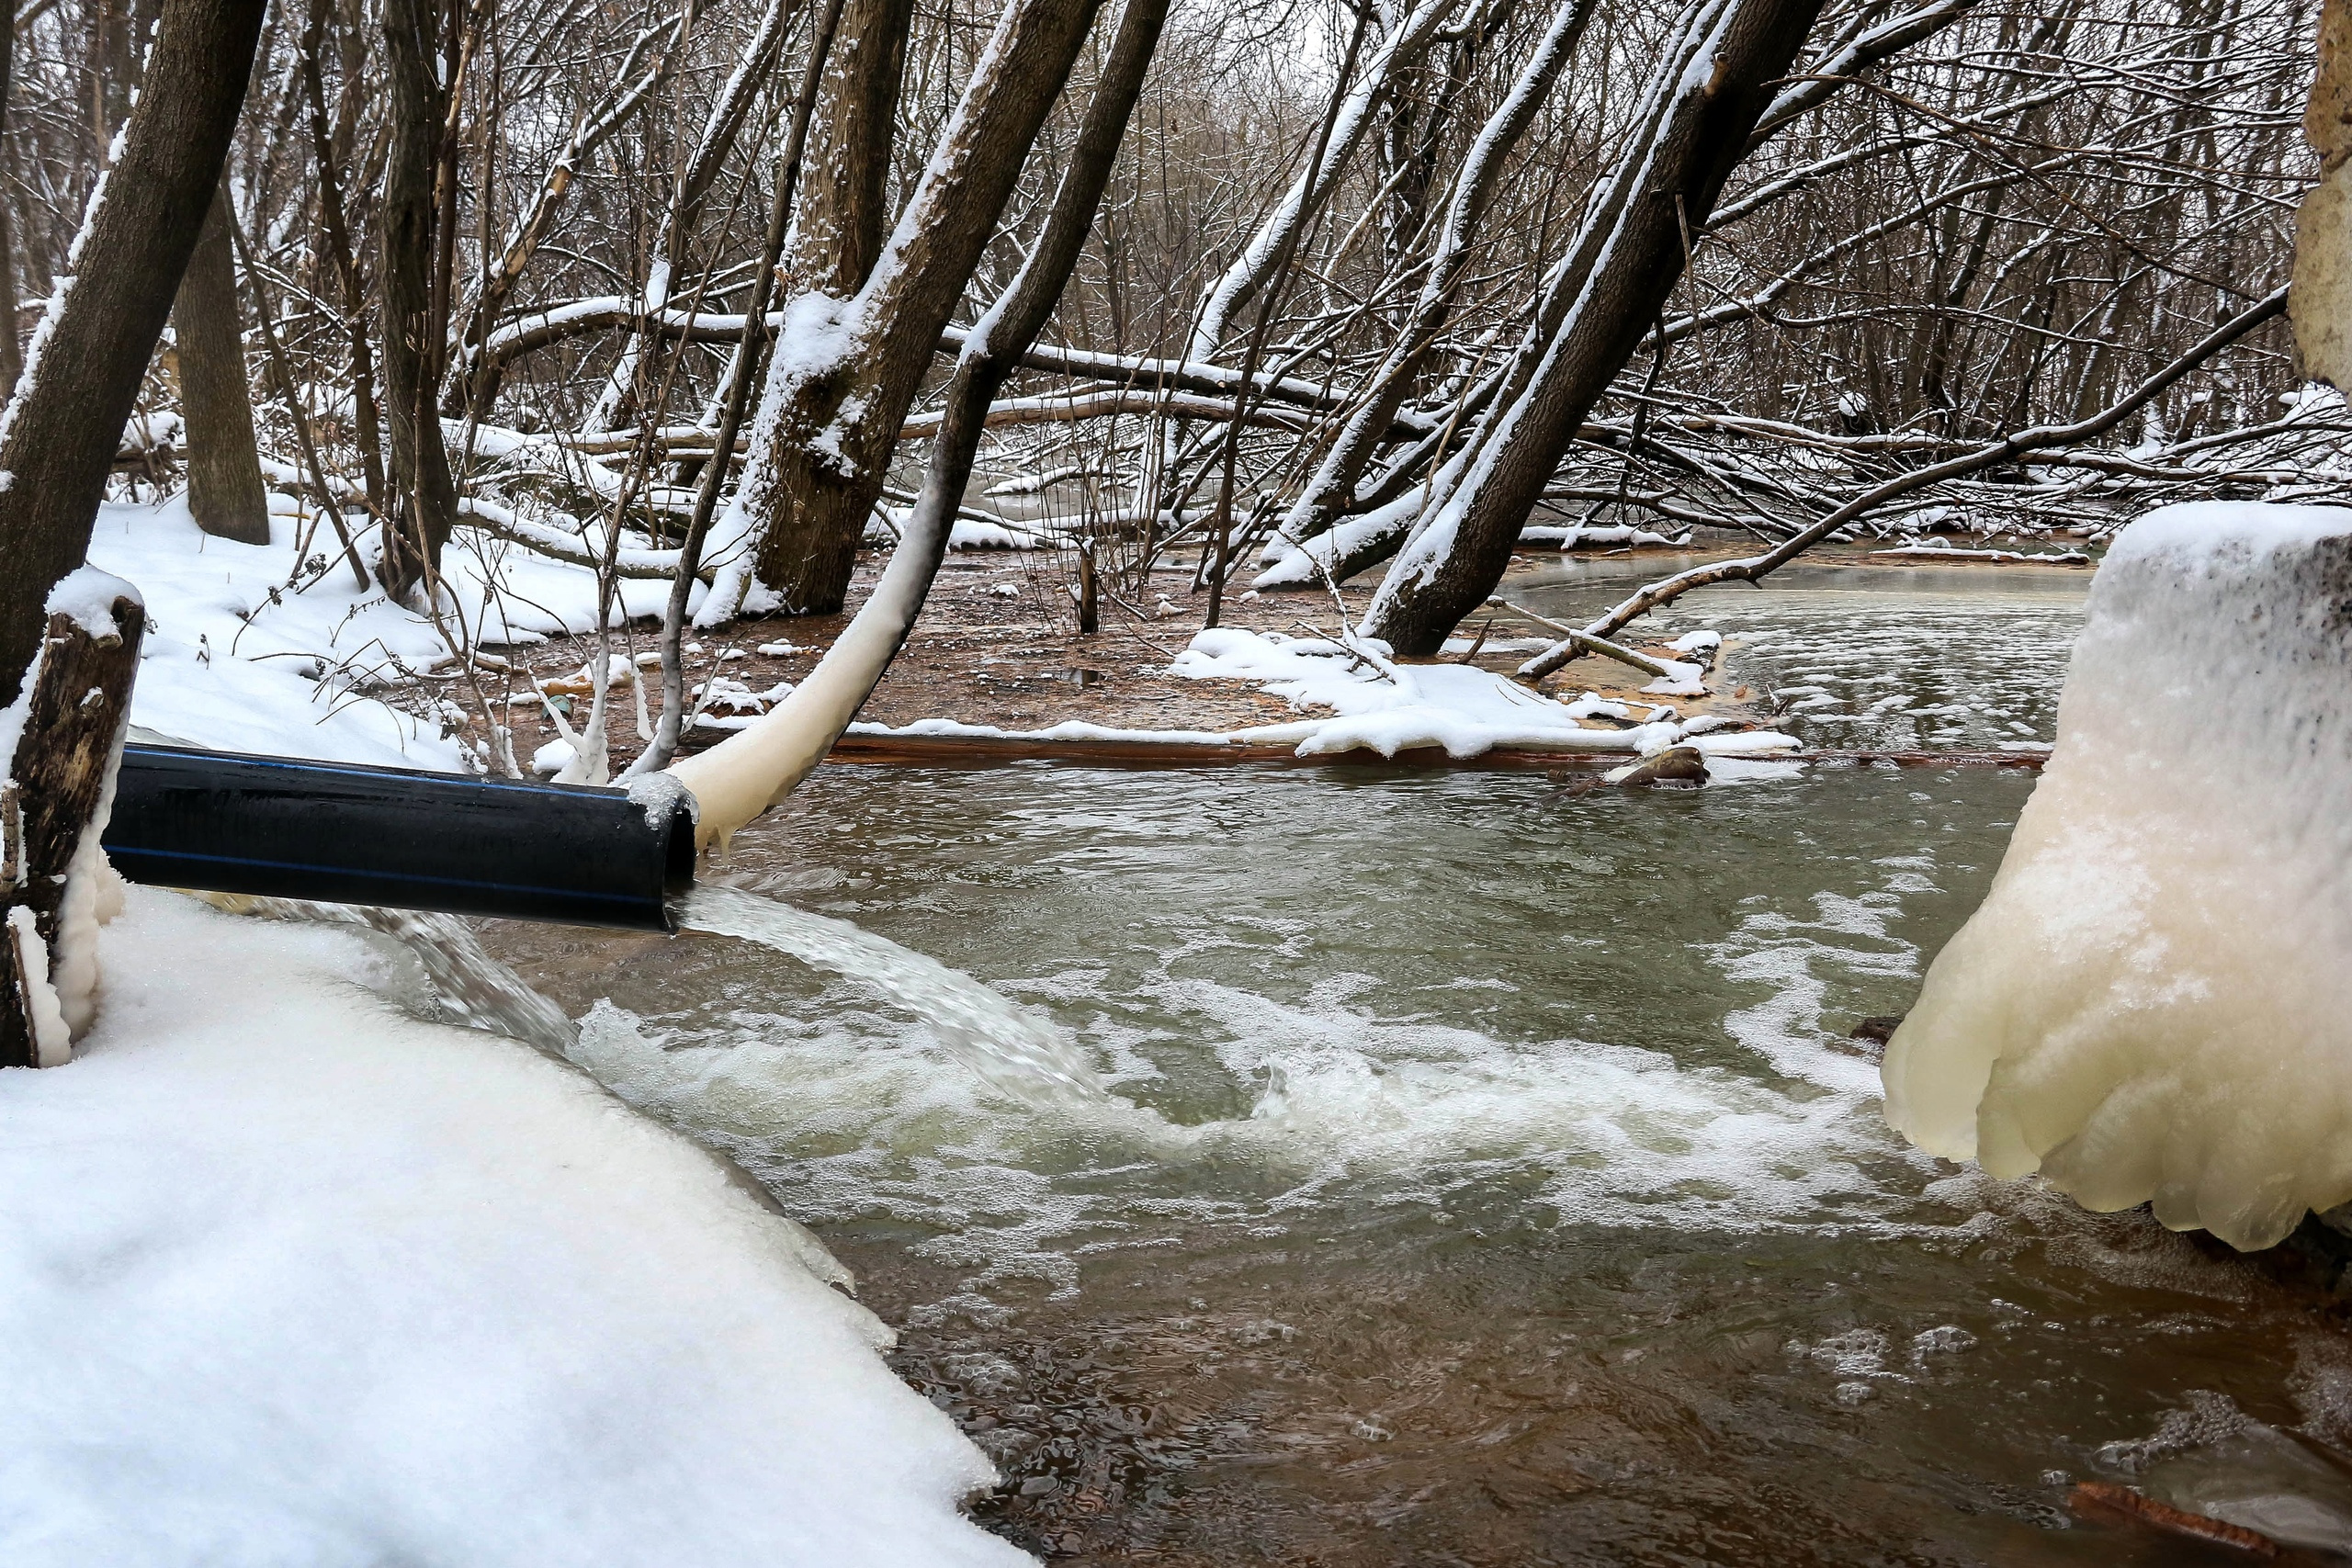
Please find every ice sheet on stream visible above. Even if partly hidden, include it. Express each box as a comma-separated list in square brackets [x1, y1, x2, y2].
[0, 888, 1028, 1568]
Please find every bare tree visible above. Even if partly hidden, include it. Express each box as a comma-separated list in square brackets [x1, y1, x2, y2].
[0, 0, 267, 704]
[172, 181, 271, 544]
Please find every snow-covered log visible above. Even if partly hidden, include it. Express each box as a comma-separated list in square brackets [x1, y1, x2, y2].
[1882, 504, 2352, 1250]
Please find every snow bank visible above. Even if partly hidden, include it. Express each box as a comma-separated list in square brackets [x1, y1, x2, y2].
[1883, 502, 2352, 1249]
[0, 888, 1027, 1566]
[83, 493, 677, 770]
[1170, 627, 1800, 768]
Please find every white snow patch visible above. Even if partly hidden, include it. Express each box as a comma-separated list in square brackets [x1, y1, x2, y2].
[80, 494, 684, 770]
[1166, 628, 1796, 770]
[0, 887, 1028, 1566]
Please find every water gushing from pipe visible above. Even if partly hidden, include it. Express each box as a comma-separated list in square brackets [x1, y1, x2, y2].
[678, 884, 1106, 1109]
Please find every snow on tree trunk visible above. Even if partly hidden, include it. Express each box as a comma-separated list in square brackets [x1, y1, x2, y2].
[1361, 0, 1826, 657]
[172, 182, 270, 547]
[0, 570, 141, 1069]
[703, 0, 1113, 623]
[1882, 504, 2352, 1252]
[672, 0, 1167, 848]
[1265, 0, 1593, 565]
[2291, 0, 2352, 386]
[1183, 0, 1463, 365]
[788, 0, 918, 299]
[0, 0, 267, 707]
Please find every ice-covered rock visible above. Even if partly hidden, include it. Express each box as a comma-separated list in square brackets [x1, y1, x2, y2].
[1883, 502, 2352, 1249]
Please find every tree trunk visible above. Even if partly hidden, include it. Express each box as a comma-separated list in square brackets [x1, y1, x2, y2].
[173, 182, 271, 545]
[1363, 0, 1825, 656]
[0, 0, 269, 708]
[669, 0, 1167, 847]
[300, 0, 387, 517]
[789, 0, 918, 297]
[0, 5, 22, 403]
[1267, 0, 1592, 567]
[726, 0, 1111, 619]
[377, 0, 458, 600]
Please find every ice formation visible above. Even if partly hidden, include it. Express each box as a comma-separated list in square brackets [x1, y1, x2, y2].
[1882, 502, 2352, 1249]
[0, 887, 1028, 1566]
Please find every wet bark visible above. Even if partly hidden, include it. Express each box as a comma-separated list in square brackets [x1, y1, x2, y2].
[0, 0, 269, 707]
[172, 182, 271, 545]
[377, 0, 458, 600]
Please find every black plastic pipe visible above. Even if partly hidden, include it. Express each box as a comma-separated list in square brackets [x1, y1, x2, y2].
[102, 744, 696, 931]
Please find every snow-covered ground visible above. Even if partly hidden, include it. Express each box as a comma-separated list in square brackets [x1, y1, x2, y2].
[95, 491, 1797, 777]
[84, 491, 638, 769]
[0, 886, 1028, 1567]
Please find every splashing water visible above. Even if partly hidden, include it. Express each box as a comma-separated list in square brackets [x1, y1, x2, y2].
[226, 896, 578, 1055]
[677, 884, 1107, 1108]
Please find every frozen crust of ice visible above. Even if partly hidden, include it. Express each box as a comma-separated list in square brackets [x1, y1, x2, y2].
[1882, 502, 2352, 1250]
[0, 888, 1031, 1567]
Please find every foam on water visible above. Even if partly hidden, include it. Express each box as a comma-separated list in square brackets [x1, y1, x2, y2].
[565, 840, 1962, 1310]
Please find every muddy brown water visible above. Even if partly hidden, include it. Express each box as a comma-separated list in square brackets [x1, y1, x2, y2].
[481, 569, 2352, 1566]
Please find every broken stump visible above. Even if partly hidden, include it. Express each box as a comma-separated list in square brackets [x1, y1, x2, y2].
[2, 575, 144, 1068]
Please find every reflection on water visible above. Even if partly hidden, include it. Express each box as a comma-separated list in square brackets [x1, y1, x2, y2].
[1511, 561, 2091, 752]
[485, 752, 2352, 1566]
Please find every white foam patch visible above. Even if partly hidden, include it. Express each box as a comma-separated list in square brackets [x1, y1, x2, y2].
[0, 888, 1027, 1567]
[571, 852, 1957, 1314]
[1883, 503, 2352, 1250]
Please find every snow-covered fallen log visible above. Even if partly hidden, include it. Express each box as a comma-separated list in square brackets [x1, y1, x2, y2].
[1168, 627, 1798, 770]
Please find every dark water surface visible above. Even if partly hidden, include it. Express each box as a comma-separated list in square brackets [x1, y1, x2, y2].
[484, 569, 2352, 1566]
[489, 761, 2352, 1566]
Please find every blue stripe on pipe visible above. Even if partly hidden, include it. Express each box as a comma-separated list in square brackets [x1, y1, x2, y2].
[129, 748, 615, 805]
[105, 844, 650, 907]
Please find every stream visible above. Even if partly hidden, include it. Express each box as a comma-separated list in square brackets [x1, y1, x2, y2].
[480, 563, 2352, 1566]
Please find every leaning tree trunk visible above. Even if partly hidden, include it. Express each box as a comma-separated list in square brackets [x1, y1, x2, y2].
[0, 0, 270, 706]
[669, 0, 1170, 848]
[377, 0, 458, 601]
[720, 0, 1111, 620]
[1363, 0, 1826, 656]
[1267, 0, 1593, 567]
[0, 6, 21, 403]
[172, 181, 271, 545]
